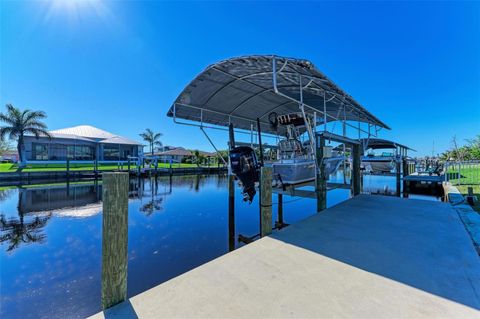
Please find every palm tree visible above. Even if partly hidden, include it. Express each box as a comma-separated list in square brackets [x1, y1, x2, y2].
[0, 191, 50, 252]
[154, 140, 163, 152]
[139, 129, 162, 156]
[0, 104, 51, 165]
[193, 150, 201, 167]
[0, 213, 50, 252]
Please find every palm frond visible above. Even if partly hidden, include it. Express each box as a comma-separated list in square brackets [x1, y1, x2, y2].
[24, 111, 47, 125]
[25, 128, 51, 139]
[0, 113, 17, 126]
[0, 127, 16, 141]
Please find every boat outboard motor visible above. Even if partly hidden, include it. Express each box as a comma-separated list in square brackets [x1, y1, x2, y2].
[229, 146, 259, 202]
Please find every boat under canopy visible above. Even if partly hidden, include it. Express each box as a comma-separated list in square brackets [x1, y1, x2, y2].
[167, 55, 389, 135]
[360, 138, 414, 152]
[335, 138, 415, 153]
[167, 55, 391, 198]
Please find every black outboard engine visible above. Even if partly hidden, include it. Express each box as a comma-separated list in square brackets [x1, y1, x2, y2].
[229, 146, 259, 202]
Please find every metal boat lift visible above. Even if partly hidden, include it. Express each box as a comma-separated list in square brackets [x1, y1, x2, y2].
[167, 55, 390, 237]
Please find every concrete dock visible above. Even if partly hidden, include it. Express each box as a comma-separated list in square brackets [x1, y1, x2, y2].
[90, 195, 480, 319]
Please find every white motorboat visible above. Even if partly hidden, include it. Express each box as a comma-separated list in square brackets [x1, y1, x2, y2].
[361, 154, 396, 174]
[271, 113, 344, 186]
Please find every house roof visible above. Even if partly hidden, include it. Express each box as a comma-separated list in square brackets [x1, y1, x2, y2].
[47, 132, 98, 143]
[158, 147, 192, 156]
[50, 125, 115, 139]
[156, 147, 217, 157]
[100, 136, 143, 146]
[46, 125, 143, 145]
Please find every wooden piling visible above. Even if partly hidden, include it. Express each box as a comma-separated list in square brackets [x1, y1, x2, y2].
[396, 160, 401, 197]
[402, 158, 409, 198]
[66, 159, 70, 179]
[316, 135, 326, 212]
[228, 174, 235, 251]
[277, 194, 284, 227]
[352, 144, 361, 196]
[101, 172, 129, 310]
[260, 166, 272, 237]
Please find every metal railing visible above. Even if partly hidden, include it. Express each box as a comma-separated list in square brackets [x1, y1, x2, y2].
[444, 160, 480, 185]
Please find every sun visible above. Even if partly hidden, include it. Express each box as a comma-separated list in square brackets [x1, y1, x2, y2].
[51, 0, 97, 12]
[44, 0, 110, 24]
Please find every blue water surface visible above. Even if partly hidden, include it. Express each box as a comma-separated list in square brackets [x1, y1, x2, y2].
[1, 173, 427, 318]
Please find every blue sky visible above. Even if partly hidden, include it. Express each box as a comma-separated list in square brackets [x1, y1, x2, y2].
[1, 1, 479, 156]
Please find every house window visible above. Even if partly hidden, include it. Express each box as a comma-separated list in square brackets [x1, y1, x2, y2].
[75, 145, 94, 160]
[67, 146, 75, 159]
[103, 145, 120, 160]
[67, 145, 94, 160]
[34, 144, 48, 160]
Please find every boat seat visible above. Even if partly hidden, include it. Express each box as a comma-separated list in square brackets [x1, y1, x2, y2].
[278, 139, 305, 157]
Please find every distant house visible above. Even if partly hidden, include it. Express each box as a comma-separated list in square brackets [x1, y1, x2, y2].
[23, 125, 143, 162]
[156, 147, 217, 163]
[0, 150, 19, 162]
[156, 147, 192, 162]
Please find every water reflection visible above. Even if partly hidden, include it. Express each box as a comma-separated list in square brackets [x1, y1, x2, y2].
[0, 211, 50, 252]
[1, 174, 422, 319]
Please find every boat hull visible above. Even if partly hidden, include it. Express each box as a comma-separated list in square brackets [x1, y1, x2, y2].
[273, 160, 316, 185]
[361, 157, 395, 173]
[272, 156, 344, 185]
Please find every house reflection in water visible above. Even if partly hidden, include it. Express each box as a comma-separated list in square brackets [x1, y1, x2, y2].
[17, 175, 227, 218]
[1, 175, 230, 253]
[19, 183, 103, 218]
[19, 178, 170, 218]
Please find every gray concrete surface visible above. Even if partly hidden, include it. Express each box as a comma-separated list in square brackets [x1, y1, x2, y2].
[444, 182, 480, 254]
[90, 195, 480, 319]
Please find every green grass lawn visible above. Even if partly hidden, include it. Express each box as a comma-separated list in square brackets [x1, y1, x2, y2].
[456, 185, 480, 213]
[0, 162, 220, 173]
[447, 164, 480, 185]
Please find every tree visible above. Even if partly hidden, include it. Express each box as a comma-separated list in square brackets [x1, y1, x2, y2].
[0, 191, 50, 252]
[193, 150, 205, 167]
[0, 104, 51, 165]
[154, 140, 163, 152]
[0, 139, 13, 156]
[466, 135, 480, 159]
[139, 129, 162, 156]
[451, 136, 467, 161]
[0, 214, 50, 252]
[440, 134, 480, 160]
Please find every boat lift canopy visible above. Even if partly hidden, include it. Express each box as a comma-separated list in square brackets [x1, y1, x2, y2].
[360, 138, 414, 151]
[167, 55, 390, 137]
[335, 138, 415, 154]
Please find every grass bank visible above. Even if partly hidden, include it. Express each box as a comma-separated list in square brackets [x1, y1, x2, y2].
[456, 185, 480, 213]
[0, 162, 219, 173]
[447, 163, 480, 185]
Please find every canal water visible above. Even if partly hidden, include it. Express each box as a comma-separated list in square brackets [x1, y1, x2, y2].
[0, 174, 436, 318]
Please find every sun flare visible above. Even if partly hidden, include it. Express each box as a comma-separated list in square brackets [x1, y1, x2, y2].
[44, 0, 110, 24]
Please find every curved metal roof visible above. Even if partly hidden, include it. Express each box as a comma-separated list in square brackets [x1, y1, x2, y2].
[361, 138, 415, 151]
[334, 138, 415, 151]
[167, 55, 389, 135]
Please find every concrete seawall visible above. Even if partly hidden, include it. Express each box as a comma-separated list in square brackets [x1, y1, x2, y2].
[90, 195, 480, 319]
[0, 167, 227, 186]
